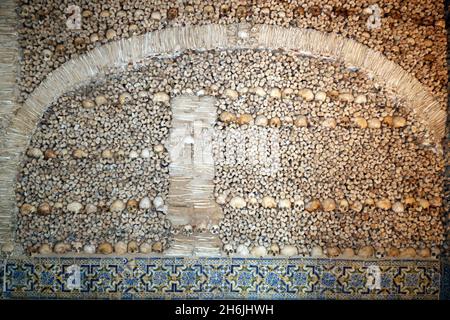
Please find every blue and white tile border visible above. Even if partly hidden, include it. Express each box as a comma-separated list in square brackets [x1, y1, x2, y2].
[0, 5, 447, 300]
[0, 257, 441, 300]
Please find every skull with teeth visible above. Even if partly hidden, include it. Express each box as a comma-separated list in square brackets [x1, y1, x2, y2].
[73, 37, 85, 50]
[269, 243, 280, 256]
[171, 226, 181, 236]
[209, 224, 220, 235]
[431, 247, 440, 259]
[72, 241, 83, 253]
[223, 244, 234, 256]
[195, 221, 208, 234]
[126, 199, 139, 213]
[152, 241, 163, 253]
[42, 49, 53, 61]
[183, 225, 193, 237]
[375, 247, 385, 259]
[293, 199, 305, 211]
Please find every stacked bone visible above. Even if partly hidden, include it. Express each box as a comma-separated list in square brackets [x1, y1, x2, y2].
[14, 49, 444, 258]
[16, 1, 446, 107]
[164, 95, 223, 257]
[16, 71, 174, 254]
[216, 195, 441, 258]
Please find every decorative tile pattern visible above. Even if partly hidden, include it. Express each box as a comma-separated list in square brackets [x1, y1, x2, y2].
[0, 257, 441, 300]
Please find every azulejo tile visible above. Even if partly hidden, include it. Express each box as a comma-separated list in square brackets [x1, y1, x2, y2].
[202, 264, 229, 293]
[257, 265, 288, 294]
[285, 263, 319, 295]
[0, 257, 443, 300]
[170, 264, 207, 294]
[227, 263, 261, 296]
[5, 262, 35, 293]
[392, 263, 440, 298]
[143, 263, 172, 293]
[33, 263, 63, 293]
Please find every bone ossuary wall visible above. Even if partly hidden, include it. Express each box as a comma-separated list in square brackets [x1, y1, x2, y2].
[0, 0, 447, 259]
[12, 49, 445, 259]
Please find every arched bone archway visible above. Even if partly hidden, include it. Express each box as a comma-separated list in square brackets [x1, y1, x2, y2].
[0, 23, 445, 245]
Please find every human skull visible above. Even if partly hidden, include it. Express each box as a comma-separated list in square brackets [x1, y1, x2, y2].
[72, 242, 83, 253]
[281, 245, 299, 257]
[83, 244, 96, 254]
[54, 242, 71, 254]
[374, 247, 385, 259]
[251, 246, 267, 257]
[293, 199, 305, 210]
[223, 244, 234, 256]
[42, 49, 53, 61]
[183, 225, 193, 237]
[171, 226, 181, 236]
[1, 242, 15, 254]
[269, 243, 280, 256]
[431, 247, 440, 259]
[153, 196, 164, 210]
[195, 221, 208, 234]
[74, 37, 85, 50]
[20, 6, 31, 17]
[127, 241, 139, 253]
[209, 224, 220, 235]
[152, 242, 163, 253]
[338, 199, 349, 213]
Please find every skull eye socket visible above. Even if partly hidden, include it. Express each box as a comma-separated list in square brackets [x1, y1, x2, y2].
[42, 50, 53, 60]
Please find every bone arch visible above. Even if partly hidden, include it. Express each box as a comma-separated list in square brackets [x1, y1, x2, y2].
[0, 23, 445, 244]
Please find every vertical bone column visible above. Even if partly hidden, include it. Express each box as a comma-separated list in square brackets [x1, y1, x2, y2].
[0, 0, 19, 246]
[165, 95, 222, 256]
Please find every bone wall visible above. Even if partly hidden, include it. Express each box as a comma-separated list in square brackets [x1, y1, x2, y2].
[11, 49, 445, 259]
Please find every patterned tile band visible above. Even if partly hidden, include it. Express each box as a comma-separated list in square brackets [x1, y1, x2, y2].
[0, 257, 441, 300]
